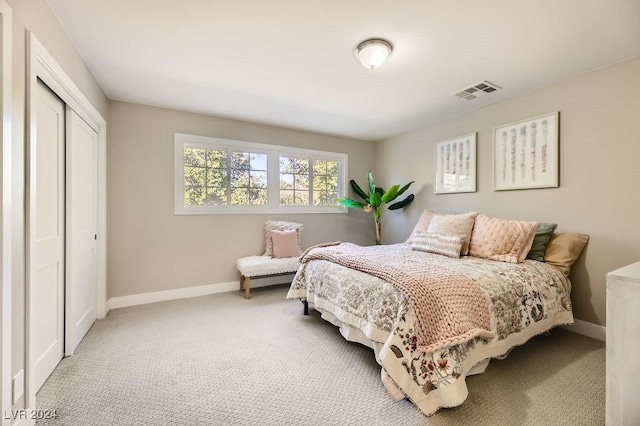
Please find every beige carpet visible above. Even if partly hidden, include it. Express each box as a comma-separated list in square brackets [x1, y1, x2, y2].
[37, 285, 605, 425]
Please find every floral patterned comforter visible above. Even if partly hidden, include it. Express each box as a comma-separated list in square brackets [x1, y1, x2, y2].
[286, 243, 574, 415]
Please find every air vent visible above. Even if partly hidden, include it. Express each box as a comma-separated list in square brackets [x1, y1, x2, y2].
[452, 81, 502, 101]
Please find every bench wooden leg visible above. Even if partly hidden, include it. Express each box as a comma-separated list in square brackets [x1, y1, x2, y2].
[240, 274, 245, 291]
[302, 299, 308, 315]
[245, 276, 251, 299]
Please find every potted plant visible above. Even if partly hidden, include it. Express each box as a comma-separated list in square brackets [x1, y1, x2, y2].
[339, 171, 414, 245]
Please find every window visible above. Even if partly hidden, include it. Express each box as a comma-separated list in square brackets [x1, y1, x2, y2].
[175, 133, 347, 214]
[279, 156, 340, 207]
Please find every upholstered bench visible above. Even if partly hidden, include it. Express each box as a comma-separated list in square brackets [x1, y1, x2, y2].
[236, 255, 301, 299]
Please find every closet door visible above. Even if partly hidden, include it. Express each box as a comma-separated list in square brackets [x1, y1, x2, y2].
[34, 81, 65, 390]
[65, 107, 98, 355]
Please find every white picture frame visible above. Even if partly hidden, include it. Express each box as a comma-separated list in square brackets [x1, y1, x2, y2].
[493, 111, 559, 191]
[434, 132, 477, 194]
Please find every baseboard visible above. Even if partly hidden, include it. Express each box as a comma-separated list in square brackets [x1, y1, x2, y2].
[107, 274, 296, 311]
[561, 319, 606, 341]
[108, 281, 240, 310]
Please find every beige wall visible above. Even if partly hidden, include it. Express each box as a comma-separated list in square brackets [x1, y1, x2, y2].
[107, 101, 376, 299]
[376, 56, 640, 327]
[7, 0, 109, 409]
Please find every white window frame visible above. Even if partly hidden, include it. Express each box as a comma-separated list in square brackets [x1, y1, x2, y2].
[174, 133, 348, 215]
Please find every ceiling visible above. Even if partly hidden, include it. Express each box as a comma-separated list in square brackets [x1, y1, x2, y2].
[47, 0, 640, 141]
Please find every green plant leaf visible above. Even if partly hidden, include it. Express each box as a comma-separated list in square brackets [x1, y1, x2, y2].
[381, 185, 400, 204]
[370, 192, 382, 208]
[349, 180, 369, 201]
[388, 194, 415, 210]
[338, 198, 366, 209]
[388, 181, 414, 202]
[367, 171, 375, 198]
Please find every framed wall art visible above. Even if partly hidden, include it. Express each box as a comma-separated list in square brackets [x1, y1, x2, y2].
[493, 111, 559, 191]
[434, 132, 477, 194]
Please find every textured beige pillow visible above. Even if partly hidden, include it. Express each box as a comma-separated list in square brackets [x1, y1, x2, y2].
[271, 229, 302, 258]
[410, 232, 465, 258]
[544, 233, 589, 276]
[469, 214, 538, 263]
[407, 210, 437, 243]
[407, 210, 477, 247]
[264, 221, 302, 256]
[426, 212, 478, 255]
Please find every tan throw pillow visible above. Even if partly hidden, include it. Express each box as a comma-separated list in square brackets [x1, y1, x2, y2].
[271, 229, 302, 258]
[264, 221, 302, 256]
[407, 210, 437, 243]
[544, 233, 589, 276]
[411, 232, 464, 259]
[469, 214, 538, 263]
[426, 212, 478, 255]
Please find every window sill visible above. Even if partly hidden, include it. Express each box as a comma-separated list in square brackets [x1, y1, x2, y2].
[174, 206, 348, 215]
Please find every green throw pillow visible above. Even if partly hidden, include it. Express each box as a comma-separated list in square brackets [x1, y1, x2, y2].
[526, 223, 557, 261]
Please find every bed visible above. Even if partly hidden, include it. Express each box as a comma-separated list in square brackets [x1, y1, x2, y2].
[286, 241, 574, 415]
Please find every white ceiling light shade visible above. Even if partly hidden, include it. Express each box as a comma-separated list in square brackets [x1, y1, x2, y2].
[354, 39, 393, 70]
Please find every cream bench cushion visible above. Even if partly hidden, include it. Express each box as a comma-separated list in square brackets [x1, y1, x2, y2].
[236, 255, 300, 298]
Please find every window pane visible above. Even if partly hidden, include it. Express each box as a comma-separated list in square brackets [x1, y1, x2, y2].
[280, 173, 293, 190]
[280, 190, 294, 206]
[249, 188, 267, 205]
[250, 171, 267, 188]
[326, 161, 338, 175]
[280, 156, 310, 174]
[230, 152, 250, 170]
[313, 191, 324, 206]
[280, 157, 295, 174]
[294, 174, 309, 191]
[295, 191, 309, 206]
[328, 175, 338, 192]
[312, 160, 328, 175]
[205, 149, 227, 169]
[250, 153, 267, 171]
[184, 166, 207, 187]
[312, 174, 327, 191]
[184, 148, 206, 167]
[293, 158, 309, 174]
[230, 169, 249, 187]
[314, 173, 338, 192]
[231, 188, 249, 205]
[206, 168, 226, 187]
[313, 191, 338, 206]
[204, 187, 227, 206]
[184, 186, 206, 206]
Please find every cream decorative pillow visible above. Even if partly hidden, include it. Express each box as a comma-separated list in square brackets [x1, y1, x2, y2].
[544, 232, 589, 276]
[264, 221, 302, 256]
[411, 232, 464, 259]
[271, 229, 302, 258]
[426, 211, 478, 255]
[469, 214, 538, 263]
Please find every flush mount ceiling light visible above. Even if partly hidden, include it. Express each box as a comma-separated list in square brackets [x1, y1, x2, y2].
[354, 39, 393, 70]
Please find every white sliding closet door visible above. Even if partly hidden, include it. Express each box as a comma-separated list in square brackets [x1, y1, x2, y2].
[34, 81, 65, 391]
[65, 107, 98, 355]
